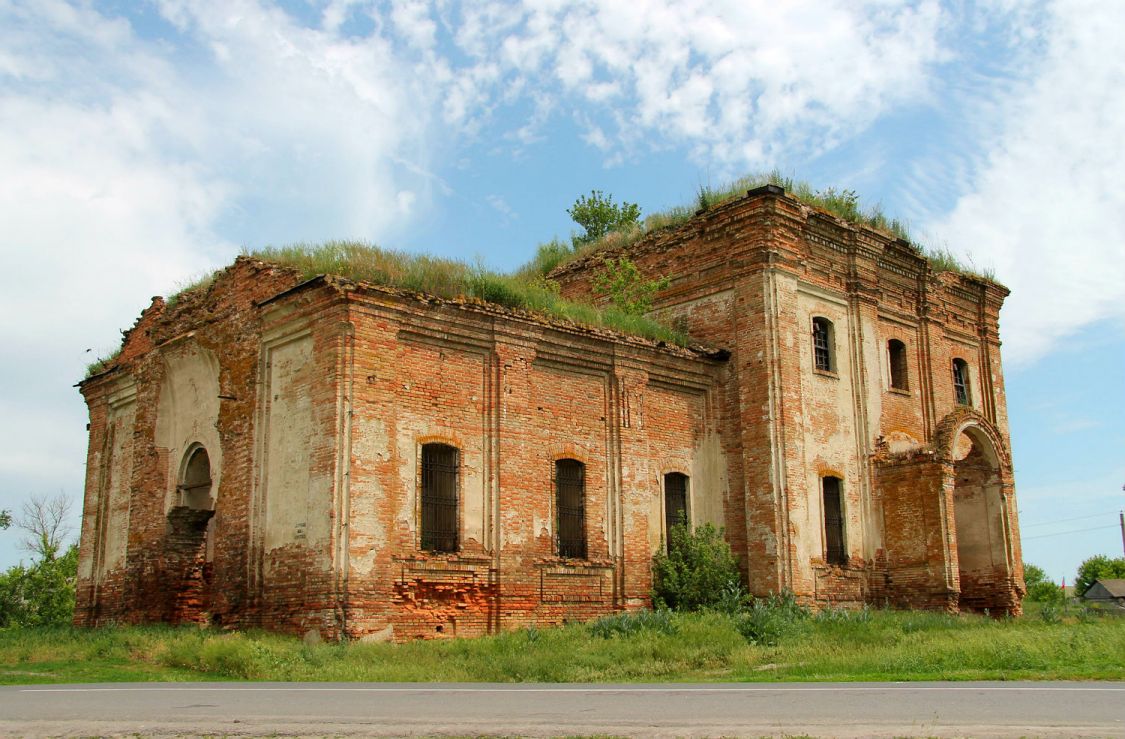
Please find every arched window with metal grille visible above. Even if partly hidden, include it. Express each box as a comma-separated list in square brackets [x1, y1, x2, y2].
[421, 443, 459, 552]
[555, 459, 586, 559]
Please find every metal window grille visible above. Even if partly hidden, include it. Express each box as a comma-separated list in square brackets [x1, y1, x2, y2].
[813, 318, 832, 372]
[952, 359, 970, 406]
[664, 472, 689, 548]
[421, 444, 458, 552]
[888, 339, 908, 390]
[555, 459, 586, 559]
[823, 476, 846, 566]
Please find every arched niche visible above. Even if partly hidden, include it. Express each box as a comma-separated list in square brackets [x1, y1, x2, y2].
[178, 444, 214, 511]
[155, 342, 222, 515]
[950, 425, 1009, 611]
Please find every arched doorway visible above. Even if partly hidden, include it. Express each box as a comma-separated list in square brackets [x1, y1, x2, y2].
[950, 425, 1011, 612]
[166, 443, 218, 624]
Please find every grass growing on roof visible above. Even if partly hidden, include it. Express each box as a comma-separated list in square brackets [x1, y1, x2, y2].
[246, 241, 688, 347]
[2, 605, 1123, 685]
[544, 170, 996, 282]
[84, 347, 121, 378]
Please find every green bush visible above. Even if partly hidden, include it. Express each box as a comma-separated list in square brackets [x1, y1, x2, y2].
[1023, 562, 1064, 603]
[588, 609, 676, 639]
[814, 604, 873, 625]
[1038, 602, 1063, 624]
[652, 523, 742, 611]
[0, 545, 78, 628]
[734, 591, 811, 646]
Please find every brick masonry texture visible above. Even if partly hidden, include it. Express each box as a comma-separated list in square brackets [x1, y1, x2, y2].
[76, 186, 1024, 640]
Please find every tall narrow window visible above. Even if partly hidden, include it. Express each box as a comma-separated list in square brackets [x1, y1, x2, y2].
[812, 317, 835, 372]
[179, 445, 212, 510]
[555, 459, 586, 559]
[663, 472, 689, 548]
[421, 443, 459, 552]
[888, 339, 909, 391]
[822, 476, 846, 566]
[952, 358, 971, 406]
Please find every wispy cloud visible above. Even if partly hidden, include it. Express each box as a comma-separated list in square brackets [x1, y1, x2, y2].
[926, 0, 1125, 365]
[486, 194, 516, 221]
[0, 0, 442, 538]
[446, 1, 947, 171]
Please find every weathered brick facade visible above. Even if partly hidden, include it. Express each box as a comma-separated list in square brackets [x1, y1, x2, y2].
[76, 185, 1024, 640]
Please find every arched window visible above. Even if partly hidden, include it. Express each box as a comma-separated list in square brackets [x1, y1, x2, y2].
[952, 358, 971, 406]
[822, 476, 846, 566]
[178, 445, 212, 510]
[421, 443, 459, 552]
[812, 317, 835, 373]
[663, 472, 689, 549]
[555, 459, 586, 559]
[888, 339, 909, 391]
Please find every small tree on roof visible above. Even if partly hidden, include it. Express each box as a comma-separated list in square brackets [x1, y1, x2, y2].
[568, 190, 641, 247]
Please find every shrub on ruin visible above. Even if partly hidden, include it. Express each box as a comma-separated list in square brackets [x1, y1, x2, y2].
[592, 256, 670, 316]
[568, 190, 641, 247]
[651, 522, 742, 612]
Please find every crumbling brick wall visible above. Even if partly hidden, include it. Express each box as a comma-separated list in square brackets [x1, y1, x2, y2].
[77, 185, 1023, 637]
[551, 185, 1022, 614]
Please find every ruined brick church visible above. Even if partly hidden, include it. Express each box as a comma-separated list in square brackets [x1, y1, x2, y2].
[76, 184, 1025, 640]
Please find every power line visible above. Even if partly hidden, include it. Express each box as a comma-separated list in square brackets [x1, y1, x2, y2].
[1020, 511, 1121, 528]
[1022, 524, 1121, 541]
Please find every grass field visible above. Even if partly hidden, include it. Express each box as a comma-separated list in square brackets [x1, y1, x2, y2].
[2, 605, 1122, 685]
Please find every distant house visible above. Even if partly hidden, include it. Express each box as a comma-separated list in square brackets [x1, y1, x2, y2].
[1083, 579, 1125, 606]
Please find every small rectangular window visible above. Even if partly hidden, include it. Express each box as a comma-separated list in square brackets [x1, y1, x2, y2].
[421, 443, 458, 552]
[888, 339, 909, 391]
[664, 472, 689, 549]
[823, 476, 846, 566]
[813, 317, 834, 372]
[952, 359, 971, 406]
[556, 459, 586, 559]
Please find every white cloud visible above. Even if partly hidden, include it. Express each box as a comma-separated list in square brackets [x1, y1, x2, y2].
[928, 0, 1125, 365]
[446, 0, 947, 169]
[0, 0, 440, 527]
[486, 194, 516, 220]
[2, 0, 1121, 571]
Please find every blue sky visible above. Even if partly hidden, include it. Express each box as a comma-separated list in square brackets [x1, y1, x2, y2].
[1, 0, 1122, 585]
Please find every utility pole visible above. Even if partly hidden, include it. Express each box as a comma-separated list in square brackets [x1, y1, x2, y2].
[1121, 484, 1125, 557]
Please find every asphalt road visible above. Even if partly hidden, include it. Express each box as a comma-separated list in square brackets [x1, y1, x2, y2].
[1, 681, 1123, 737]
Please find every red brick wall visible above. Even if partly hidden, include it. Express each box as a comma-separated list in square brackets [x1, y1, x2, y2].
[76, 185, 1023, 636]
[339, 292, 725, 640]
[552, 185, 1022, 614]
